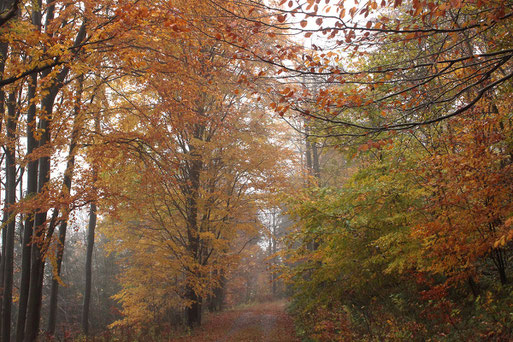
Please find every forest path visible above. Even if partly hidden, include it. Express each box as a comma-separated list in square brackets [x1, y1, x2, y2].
[169, 301, 299, 342]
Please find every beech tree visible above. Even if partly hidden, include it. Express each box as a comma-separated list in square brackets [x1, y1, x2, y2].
[0, 0, 511, 340]
[99, 57, 291, 329]
[0, 0, 154, 340]
[206, 0, 512, 137]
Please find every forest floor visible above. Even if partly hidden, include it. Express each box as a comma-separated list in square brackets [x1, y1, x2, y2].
[169, 301, 300, 342]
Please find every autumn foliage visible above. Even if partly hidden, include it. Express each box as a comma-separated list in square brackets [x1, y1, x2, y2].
[0, 0, 512, 341]
[277, 0, 513, 340]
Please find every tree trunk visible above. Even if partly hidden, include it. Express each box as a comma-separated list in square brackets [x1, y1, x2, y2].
[82, 97, 99, 335]
[311, 141, 320, 180]
[208, 269, 225, 313]
[24, 16, 83, 339]
[271, 228, 277, 297]
[185, 286, 202, 328]
[23, 165, 49, 341]
[305, 139, 312, 176]
[0, 207, 4, 339]
[18, 3, 43, 340]
[23, 86, 57, 342]
[0, 38, 8, 340]
[47, 74, 84, 335]
[2, 89, 18, 342]
[0, 211, 4, 339]
[304, 123, 320, 252]
[15, 2, 41, 337]
[494, 248, 508, 285]
[81, 202, 97, 335]
[15, 73, 37, 342]
[185, 139, 202, 327]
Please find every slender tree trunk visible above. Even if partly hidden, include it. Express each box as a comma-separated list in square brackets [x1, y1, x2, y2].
[16, 3, 42, 340]
[311, 141, 320, 180]
[310, 142, 320, 252]
[2, 89, 18, 342]
[208, 270, 225, 313]
[81, 99, 100, 335]
[15, 1, 41, 337]
[0, 207, 4, 339]
[215, 272, 226, 312]
[305, 139, 312, 176]
[185, 147, 202, 328]
[271, 224, 277, 297]
[15, 73, 37, 342]
[47, 75, 84, 334]
[23, 163, 49, 342]
[304, 137, 317, 252]
[23, 92, 56, 342]
[13, 0, 87, 337]
[81, 202, 97, 335]
[0, 38, 8, 339]
[494, 248, 508, 285]
[304, 122, 320, 252]
[0, 215, 3, 340]
[0, 203, 4, 340]
[24, 15, 84, 338]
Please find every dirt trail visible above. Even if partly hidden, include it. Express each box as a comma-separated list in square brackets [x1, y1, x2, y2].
[170, 301, 299, 342]
[217, 310, 277, 342]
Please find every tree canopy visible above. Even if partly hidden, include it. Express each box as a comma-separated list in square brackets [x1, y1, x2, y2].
[0, 0, 512, 341]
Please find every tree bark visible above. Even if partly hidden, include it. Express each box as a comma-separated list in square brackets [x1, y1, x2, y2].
[23, 74, 59, 342]
[303, 122, 320, 252]
[311, 141, 320, 180]
[47, 75, 84, 334]
[494, 248, 508, 285]
[0, 38, 8, 340]
[24, 13, 86, 339]
[185, 286, 202, 328]
[2, 88, 18, 342]
[15, 1, 41, 337]
[15, 73, 37, 342]
[209, 270, 225, 312]
[81, 202, 97, 335]
[271, 222, 277, 297]
[81, 97, 100, 335]
[0, 202, 4, 340]
[185, 137, 202, 327]
[23, 154, 49, 342]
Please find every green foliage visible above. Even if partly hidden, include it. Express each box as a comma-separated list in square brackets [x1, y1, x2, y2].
[284, 109, 513, 340]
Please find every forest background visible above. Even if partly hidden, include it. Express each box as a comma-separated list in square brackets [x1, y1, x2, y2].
[0, 0, 512, 341]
